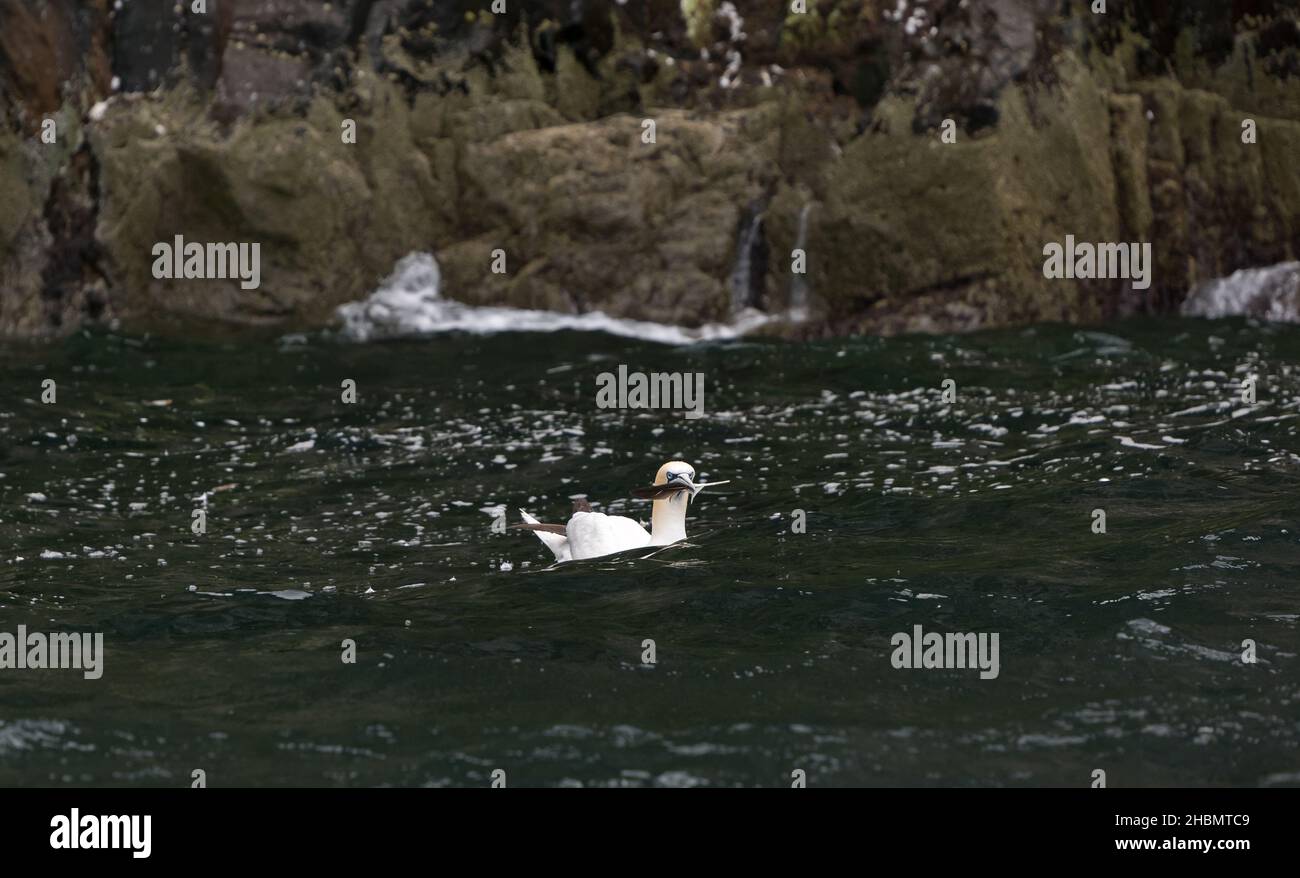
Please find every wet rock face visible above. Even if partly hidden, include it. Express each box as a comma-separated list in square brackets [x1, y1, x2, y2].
[1, 0, 1300, 338]
[111, 0, 183, 94]
[0, 0, 111, 125]
[1120, 0, 1285, 71]
[897, 0, 1056, 135]
[214, 0, 348, 110]
[0, 0, 112, 336]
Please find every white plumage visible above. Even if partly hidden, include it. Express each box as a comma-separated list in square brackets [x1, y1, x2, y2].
[564, 510, 654, 560]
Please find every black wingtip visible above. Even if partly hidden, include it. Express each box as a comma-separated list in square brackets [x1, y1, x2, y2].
[512, 522, 569, 535]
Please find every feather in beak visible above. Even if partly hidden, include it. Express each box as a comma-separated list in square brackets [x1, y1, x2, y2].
[631, 484, 691, 500]
[632, 477, 729, 501]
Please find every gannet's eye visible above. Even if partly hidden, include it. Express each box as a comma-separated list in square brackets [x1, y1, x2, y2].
[666, 472, 681, 482]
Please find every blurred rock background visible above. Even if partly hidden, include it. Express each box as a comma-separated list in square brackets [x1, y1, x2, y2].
[1, 0, 1297, 338]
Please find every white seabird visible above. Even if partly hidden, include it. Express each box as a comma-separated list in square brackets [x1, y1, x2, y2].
[516, 460, 728, 562]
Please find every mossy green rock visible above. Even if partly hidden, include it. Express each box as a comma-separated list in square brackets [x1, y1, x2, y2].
[446, 106, 782, 324]
[88, 86, 442, 330]
[813, 56, 1121, 334]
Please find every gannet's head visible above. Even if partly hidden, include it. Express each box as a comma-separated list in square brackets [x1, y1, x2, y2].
[654, 461, 696, 490]
[632, 460, 697, 501]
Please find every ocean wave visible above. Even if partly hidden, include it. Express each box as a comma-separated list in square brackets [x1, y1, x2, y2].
[336, 253, 772, 345]
[1181, 262, 1300, 322]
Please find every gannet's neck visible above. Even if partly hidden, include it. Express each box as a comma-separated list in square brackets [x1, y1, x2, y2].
[650, 492, 689, 545]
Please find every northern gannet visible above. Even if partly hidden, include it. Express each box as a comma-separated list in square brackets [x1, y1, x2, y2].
[516, 461, 728, 562]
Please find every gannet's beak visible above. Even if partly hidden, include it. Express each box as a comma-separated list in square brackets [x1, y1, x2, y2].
[631, 471, 697, 501]
[678, 473, 701, 502]
[631, 484, 689, 500]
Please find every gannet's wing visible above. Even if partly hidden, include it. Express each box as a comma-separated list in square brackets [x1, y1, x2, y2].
[565, 512, 651, 561]
[516, 509, 571, 562]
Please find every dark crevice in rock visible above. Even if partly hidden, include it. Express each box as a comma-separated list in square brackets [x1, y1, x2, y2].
[1258, 16, 1300, 77]
[346, 1, 377, 48]
[39, 144, 108, 328]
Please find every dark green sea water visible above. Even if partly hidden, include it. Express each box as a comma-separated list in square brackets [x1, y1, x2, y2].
[1, 318, 1297, 787]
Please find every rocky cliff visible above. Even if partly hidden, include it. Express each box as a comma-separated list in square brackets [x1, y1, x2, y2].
[1, 0, 1298, 339]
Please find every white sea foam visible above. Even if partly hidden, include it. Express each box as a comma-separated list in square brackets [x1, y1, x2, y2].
[1182, 262, 1300, 322]
[336, 253, 771, 345]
